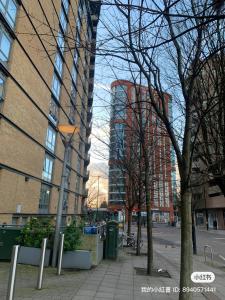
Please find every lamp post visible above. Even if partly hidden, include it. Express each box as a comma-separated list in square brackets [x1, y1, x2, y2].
[52, 125, 79, 267]
[96, 176, 100, 223]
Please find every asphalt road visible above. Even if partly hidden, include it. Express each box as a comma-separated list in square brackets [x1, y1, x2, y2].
[139, 223, 225, 265]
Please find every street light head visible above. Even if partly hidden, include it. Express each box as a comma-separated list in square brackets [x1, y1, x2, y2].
[58, 125, 80, 134]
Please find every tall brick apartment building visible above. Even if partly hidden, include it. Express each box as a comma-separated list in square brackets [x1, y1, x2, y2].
[108, 80, 175, 223]
[0, 0, 101, 225]
[191, 56, 225, 230]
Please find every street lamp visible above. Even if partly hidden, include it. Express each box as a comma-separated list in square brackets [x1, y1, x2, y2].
[96, 176, 100, 223]
[52, 125, 79, 267]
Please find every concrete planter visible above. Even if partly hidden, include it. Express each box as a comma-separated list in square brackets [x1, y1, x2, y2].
[62, 250, 91, 269]
[79, 226, 104, 266]
[18, 246, 50, 266]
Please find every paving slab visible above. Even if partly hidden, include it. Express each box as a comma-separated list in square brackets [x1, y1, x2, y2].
[0, 239, 223, 300]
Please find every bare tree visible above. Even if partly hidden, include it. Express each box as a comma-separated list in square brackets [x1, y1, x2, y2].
[97, 1, 225, 298]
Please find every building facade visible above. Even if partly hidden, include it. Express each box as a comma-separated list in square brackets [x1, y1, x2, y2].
[191, 56, 225, 230]
[0, 0, 101, 225]
[108, 80, 174, 223]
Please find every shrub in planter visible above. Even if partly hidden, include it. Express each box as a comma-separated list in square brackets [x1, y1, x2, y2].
[62, 221, 91, 269]
[17, 218, 54, 266]
[63, 221, 82, 251]
[17, 218, 54, 248]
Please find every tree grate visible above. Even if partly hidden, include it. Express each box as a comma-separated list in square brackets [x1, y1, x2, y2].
[134, 267, 171, 278]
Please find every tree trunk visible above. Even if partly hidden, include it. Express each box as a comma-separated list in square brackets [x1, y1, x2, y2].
[179, 190, 193, 300]
[192, 211, 197, 255]
[205, 209, 209, 230]
[146, 189, 153, 275]
[127, 209, 132, 236]
[136, 206, 142, 256]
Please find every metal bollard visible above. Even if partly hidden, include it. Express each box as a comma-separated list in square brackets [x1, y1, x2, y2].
[204, 245, 213, 262]
[37, 238, 47, 290]
[57, 233, 64, 275]
[6, 245, 20, 300]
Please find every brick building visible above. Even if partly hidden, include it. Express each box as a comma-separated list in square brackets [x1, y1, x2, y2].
[108, 80, 175, 223]
[191, 56, 225, 230]
[0, 0, 101, 225]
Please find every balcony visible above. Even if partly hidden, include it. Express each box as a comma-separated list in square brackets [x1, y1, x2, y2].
[87, 107, 93, 123]
[83, 188, 88, 198]
[88, 97, 93, 107]
[83, 170, 90, 182]
[84, 153, 90, 166]
[85, 137, 91, 150]
[69, 115, 75, 125]
[88, 91, 93, 107]
[86, 122, 92, 137]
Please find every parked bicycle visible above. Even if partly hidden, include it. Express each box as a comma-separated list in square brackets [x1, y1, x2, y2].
[122, 232, 143, 250]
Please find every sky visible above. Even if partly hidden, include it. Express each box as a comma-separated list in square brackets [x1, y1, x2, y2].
[87, 1, 183, 203]
[87, 4, 124, 203]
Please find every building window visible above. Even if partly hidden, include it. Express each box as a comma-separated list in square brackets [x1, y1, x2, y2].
[46, 126, 56, 152]
[52, 73, 61, 100]
[109, 185, 125, 193]
[114, 123, 124, 131]
[74, 49, 78, 65]
[62, 0, 69, 14]
[113, 105, 126, 119]
[21, 217, 28, 225]
[49, 98, 59, 124]
[0, 0, 17, 28]
[57, 30, 65, 52]
[76, 15, 81, 32]
[109, 176, 125, 185]
[165, 182, 170, 207]
[42, 154, 54, 182]
[76, 175, 80, 193]
[0, 72, 5, 100]
[59, 9, 67, 32]
[69, 105, 75, 124]
[78, 0, 83, 17]
[39, 184, 51, 213]
[12, 216, 19, 225]
[159, 181, 164, 207]
[0, 25, 11, 63]
[66, 146, 72, 166]
[87, 26, 92, 42]
[63, 192, 68, 213]
[76, 31, 80, 47]
[153, 181, 158, 206]
[54, 52, 63, 77]
[76, 156, 81, 173]
[72, 65, 77, 83]
[83, 2, 87, 17]
[71, 85, 77, 103]
[79, 141, 83, 154]
[74, 195, 79, 213]
[109, 193, 125, 201]
[65, 167, 70, 189]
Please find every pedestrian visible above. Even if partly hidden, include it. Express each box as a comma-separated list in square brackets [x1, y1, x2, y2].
[213, 219, 217, 229]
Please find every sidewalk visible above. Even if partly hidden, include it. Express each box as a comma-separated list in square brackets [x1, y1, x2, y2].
[0, 247, 204, 300]
[153, 243, 224, 300]
[0, 242, 223, 300]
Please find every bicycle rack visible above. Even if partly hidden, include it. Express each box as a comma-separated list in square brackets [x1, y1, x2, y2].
[204, 245, 214, 262]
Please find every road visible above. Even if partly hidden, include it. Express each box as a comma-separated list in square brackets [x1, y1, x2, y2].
[139, 223, 225, 265]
